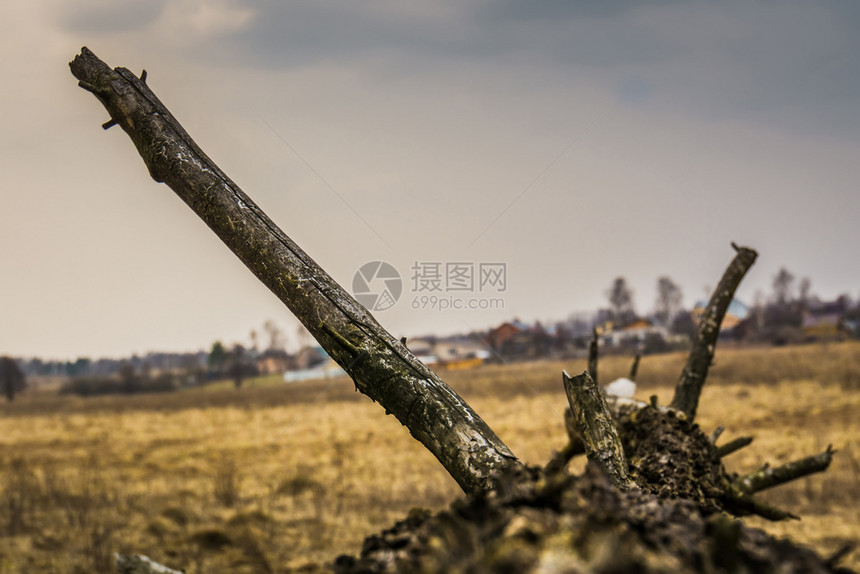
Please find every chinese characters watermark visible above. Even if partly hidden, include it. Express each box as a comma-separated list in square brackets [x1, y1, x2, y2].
[353, 261, 507, 312]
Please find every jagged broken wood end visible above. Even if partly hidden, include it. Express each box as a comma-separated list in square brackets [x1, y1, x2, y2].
[562, 370, 634, 490]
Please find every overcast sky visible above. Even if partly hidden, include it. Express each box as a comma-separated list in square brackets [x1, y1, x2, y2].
[2, 1, 859, 360]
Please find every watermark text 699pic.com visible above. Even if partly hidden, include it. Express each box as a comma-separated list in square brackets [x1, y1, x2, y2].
[411, 294, 505, 312]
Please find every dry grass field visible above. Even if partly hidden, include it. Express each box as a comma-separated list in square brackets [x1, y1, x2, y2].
[0, 342, 857, 572]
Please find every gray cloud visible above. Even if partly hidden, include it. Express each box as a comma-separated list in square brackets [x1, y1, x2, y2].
[210, 0, 674, 69]
[481, 0, 860, 136]
[479, 0, 686, 20]
[51, 0, 860, 140]
[57, 0, 167, 34]
[198, 0, 860, 140]
[200, 1, 485, 70]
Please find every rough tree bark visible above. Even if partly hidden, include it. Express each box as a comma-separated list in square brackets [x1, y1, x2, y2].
[562, 370, 633, 490]
[69, 47, 519, 495]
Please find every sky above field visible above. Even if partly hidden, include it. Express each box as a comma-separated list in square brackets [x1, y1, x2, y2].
[2, 1, 859, 360]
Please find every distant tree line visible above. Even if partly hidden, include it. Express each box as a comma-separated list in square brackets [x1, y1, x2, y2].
[16, 352, 209, 379]
[593, 275, 695, 353]
[54, 319, 305, 396]
[595, 269, 860, 348]
[206, 341, 259, 390]
[58, 362, 184, 397]
[748, 268, 860, 345]
[12, 270, 860, 394]
[496, 269, 859, 362]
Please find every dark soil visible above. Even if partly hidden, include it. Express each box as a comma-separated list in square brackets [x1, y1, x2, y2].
[328, 404, 853, 574]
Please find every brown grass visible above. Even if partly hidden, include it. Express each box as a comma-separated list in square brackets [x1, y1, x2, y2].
[0, 341, 857, 572]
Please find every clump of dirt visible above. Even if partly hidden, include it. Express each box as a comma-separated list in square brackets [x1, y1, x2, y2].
[330, 405, 854, 574]
[611, 401, 798, 521]
[615, 403, 728, 510]
[332, 464, 849, 573]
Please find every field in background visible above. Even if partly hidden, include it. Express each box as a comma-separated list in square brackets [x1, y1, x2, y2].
[0, 342, 857, 572]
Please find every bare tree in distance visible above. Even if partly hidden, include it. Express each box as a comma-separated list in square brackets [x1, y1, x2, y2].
[772, 267, 796, 305]
[262, 319, 287, 352]
[605, 277, 636, 326]
[798, 276, 813, 308]
[764, 267, 804, 342]
[654, 276, 683, 326]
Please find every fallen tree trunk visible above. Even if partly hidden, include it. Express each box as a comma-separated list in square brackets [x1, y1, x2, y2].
[69, 47, 519, 495]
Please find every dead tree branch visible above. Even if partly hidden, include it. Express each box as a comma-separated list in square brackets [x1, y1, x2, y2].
[709, 426, 725, 444]
[671, 243, 757, 420]
[716, 436, 754, 458]
[736, 446, 835, 494]
[587, 329, 599, 385]
[628, 354, 641, 382]
[69, 47, 519, 494]
[723, 490, 799, 521]
[562, 370, 633, 490]
[544, 436, 584, 474]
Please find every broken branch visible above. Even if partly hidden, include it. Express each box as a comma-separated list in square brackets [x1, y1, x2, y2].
[671, 244, 757, 420]
[69, 47, 519, 494]
[544, 435, 585, 474]
[716, 436, 754, 458]
[588, 329, 599, 385]
[628, 353, 641, 382]
[736, 446, 835, 494]
[562, 370, 633, 490]
[709, 426, 725, 445]
[723, 490, 800, 521]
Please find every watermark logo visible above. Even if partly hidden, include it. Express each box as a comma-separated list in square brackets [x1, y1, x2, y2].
[352, 261, 402, 311]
